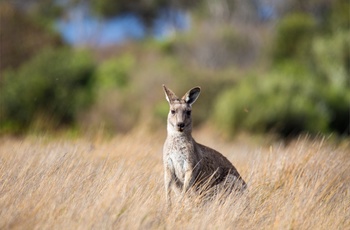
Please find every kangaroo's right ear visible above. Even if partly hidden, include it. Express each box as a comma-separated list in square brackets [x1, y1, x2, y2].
[162, 85, 178, 103]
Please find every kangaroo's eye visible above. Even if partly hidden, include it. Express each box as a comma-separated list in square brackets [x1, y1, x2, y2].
[171, 110, 176, 115]
[186, 110, 191, 116]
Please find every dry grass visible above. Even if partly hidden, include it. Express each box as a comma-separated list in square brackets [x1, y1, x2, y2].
[0, 130, 349, 229]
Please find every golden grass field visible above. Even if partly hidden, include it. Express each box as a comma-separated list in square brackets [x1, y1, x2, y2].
[0, 129, 349, 229]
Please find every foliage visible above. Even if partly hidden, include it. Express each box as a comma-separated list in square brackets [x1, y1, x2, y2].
[89, 0, 198, 22]
[90, 0, 162, 22]
[311, 30, 350, 88]
[214, 62, 350, 137]
[329, 0, 350, 31]
[271, 13, 316, 64]
[311, 29, 350, 135]
[79, 54, 138, 134]
[3, 0, 348, 137]
[0, 2, 62, 74]
[95, 54, 135, 90]
[212, 2, 350, 138]
[174, 25, 256, 69]
[0, 48, 96, 133]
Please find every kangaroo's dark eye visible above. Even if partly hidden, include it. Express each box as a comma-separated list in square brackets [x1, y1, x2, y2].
[186, 110, 191, 116]
[171, 110, 176, 115]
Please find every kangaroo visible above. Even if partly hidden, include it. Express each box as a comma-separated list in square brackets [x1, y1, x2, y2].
[162, 85, 246, 206]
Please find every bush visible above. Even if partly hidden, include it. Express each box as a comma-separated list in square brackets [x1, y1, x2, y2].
[271, 13, 316, 64]
[0, 2, 62, 74]
[312, 30, 350, 88]
[322, 86, 350, 135]
[95, 54, 135, 91]
[310, 30, 350, 135]
[213, 62, 350, 137]
[79, 54, 138, 134]
[0, 48, 95, 133]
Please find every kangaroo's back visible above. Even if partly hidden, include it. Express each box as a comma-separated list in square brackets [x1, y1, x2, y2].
[162, 85, 246, 206]
[195, 143, 246, 191]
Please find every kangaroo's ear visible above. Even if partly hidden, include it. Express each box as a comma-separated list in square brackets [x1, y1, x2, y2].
[183, 87, 201, 106]
[162, 84, 178, 103]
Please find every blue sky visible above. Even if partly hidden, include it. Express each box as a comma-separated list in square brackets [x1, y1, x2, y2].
[56, 7, 190, 47]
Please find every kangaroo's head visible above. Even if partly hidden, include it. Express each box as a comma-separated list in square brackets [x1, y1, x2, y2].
[162, 85, 201, 134]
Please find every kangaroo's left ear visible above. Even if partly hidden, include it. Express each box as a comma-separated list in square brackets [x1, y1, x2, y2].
[183, 87, 201, 106]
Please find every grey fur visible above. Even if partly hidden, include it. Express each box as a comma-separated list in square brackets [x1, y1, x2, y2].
[162, 85, 247, 206]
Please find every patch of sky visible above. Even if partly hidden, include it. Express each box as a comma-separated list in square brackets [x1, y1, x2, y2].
[55, 5, 190, 47]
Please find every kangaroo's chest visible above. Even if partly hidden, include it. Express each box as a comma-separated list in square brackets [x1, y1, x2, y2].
[169, 153, 188, 181]
[164, 137, 198, 182]
[169, 145, 192, 181]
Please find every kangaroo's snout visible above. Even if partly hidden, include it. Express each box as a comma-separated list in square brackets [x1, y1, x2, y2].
[177, 122, 185, 131]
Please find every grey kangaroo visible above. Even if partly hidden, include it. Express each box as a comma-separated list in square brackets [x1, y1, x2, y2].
[162, 85, 246, 206]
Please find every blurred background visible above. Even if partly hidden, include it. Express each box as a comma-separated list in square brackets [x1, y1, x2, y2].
[0, 0, 349, 139]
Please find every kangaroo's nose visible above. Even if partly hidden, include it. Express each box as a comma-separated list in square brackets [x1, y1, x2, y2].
[177, 122, 185, 129]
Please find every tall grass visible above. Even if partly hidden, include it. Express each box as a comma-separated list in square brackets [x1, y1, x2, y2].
[0, 131, 349, 229]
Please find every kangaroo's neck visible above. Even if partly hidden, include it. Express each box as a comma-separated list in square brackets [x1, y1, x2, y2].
[166, 130, 196, 156]
[166, 127, 194, 143]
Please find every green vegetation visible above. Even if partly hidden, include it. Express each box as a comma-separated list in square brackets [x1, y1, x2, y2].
[82, 54, 138, 134]
[214, 63, 349, 137]
[1, 1, 349, 138]
[213, 5, 349, 137]
[0, 2, 62, 74]
[0, 48, 95, 133]
[271, 13, 316, 64]
[95, 54, 135, 90]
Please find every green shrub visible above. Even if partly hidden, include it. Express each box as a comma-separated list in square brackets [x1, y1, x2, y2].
[0, 48, 95, 133]
[80, 54, 138, 134]
[271, 13, 316, 64]
[95, 54, 135, 91]
[323, 85, 350, 135]
[0, 2, 62, 74]
[213, 62, 349, 137]
[310, 28, 350, 135]
[312, 30, 350, 88]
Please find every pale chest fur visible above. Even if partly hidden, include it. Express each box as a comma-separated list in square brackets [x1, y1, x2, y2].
[163, 135, 200, 183]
